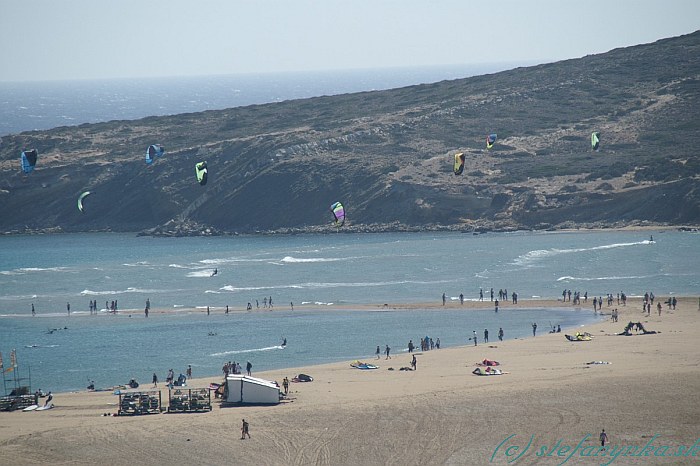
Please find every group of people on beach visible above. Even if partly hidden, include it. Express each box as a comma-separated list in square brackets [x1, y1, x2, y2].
[445, 288, 519, 306]
[222, 360, 253, 377]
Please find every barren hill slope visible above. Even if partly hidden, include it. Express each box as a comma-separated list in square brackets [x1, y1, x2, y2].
[1, 31, 698, 235]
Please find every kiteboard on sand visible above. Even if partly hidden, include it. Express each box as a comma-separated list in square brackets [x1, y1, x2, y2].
[23, 404, 39, 411]
[36, 403, 54, 411]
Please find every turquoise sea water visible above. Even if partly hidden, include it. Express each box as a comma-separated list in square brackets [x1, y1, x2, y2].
[0, 230, 697, 393]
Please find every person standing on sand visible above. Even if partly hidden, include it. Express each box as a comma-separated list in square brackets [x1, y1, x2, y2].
[459, 293, 464, 305]
[498, 328, 504, 341]
[241, 419, 251, 439]
[472, 330, 478, 346]
[376, 345, 381, 359]
[152, 373, 158, 388]
[186, 365, 192, 379]
[31, 303, 35, 316]
[600, 429, 608, 449]
[67, 302, 70, 316]
[385, 345, 391, 359]
[246, 361, 252, 376]
[479, 288, 483, 301]
[532, 323, 537, 336]
[411, 354, 417, 371]
[484, 329, 489, 343]
[282, 377, 289, 395]
[442, 293, 446, 306]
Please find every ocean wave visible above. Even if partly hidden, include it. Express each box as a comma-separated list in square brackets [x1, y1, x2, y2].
[1, 266, 69, 275]
[210, 345, 284, 357]
[187, 270, 216, 278]
[219, 279, 451, 293]
[280, 256, 346, 263]
[557, 274, 655, 282]
[122, 261, 151, 267]
[80, 287, 166, 296]
[513, 240, 652, 267]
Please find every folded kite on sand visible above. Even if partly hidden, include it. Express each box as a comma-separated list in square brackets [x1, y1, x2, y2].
[566, 332, 592, 341]
[586, 361, 612, 365]
[350, 361, 379, 370]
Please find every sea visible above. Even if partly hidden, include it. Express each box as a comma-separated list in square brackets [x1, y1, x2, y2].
[0, 229, 697, 394]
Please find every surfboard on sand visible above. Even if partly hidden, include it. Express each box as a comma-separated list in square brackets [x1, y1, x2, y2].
[23, 404, 39, 411]
[36, 403, 54, 411]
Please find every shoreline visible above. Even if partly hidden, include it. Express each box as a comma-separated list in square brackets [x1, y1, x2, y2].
[3, 223, 698, 238]
[1, 297, 698, 464]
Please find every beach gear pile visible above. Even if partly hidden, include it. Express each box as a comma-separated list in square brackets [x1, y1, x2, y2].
[292, 374, 313, 382]
[472, 366, 507, 376]
[565, 332, 592, 341]
[350, 360, 378, 370]
[472, 358, 507, 375]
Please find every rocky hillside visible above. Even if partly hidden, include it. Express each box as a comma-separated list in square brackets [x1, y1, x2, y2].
[1, 31, 699, 235]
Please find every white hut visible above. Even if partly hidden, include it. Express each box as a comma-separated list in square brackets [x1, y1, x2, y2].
[225, 374, 280, 405]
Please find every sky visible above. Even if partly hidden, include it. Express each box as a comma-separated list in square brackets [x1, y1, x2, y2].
[1, 0, 699, 82]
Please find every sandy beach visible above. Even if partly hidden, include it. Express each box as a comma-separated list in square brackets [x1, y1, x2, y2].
[1, 297, 698, 465]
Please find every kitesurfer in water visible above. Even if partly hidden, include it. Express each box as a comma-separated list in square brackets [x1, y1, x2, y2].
[211, 268, 218, 277]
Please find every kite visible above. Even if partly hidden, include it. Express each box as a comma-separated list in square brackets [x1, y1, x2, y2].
[21, 149, 38, 174]
[145, 144, 164, 164]
[195, 161, 208, 186]
[77, 191, 91, 213]
[486, 134, 497, 149]
[330, 201, 345, 227]
[453, 152, 465, 175]
[591, 132, 600, 151]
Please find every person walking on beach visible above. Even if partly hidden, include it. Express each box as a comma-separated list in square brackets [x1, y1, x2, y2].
[241, 419, 251, 439]
[472, 330, 478, 346]
[600, 429, 608, 449]
[532, 323, 537, 336]
[385, 345, 391, 360]
[246, 361, 252, 376]
[411, 354, 417, 371]
[152, 372, 158, 388]
[498, 327, 504, 341]
[479, 288, 483, 301]
[186, 365, 192, 379]
[282, 377, 289, 395]
[442, 292, 446, 306]
[376, 345, 381, 359]
[484, 329, 489, 343]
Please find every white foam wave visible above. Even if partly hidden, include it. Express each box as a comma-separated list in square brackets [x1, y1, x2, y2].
[280, 256, 345, 263]
[80, 287, 164, 296]
[122, 261, 151, 267]
[210, 345, 284, 357]
[187, 270, 216, 278]
[2, 266, 69, 275]
[557, 274, 654, 282]
[513, 240, 652, 266]
[218, 279, 451, 293]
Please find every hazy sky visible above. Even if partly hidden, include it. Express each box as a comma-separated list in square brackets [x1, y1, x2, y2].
[1, 0, 698, 82]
